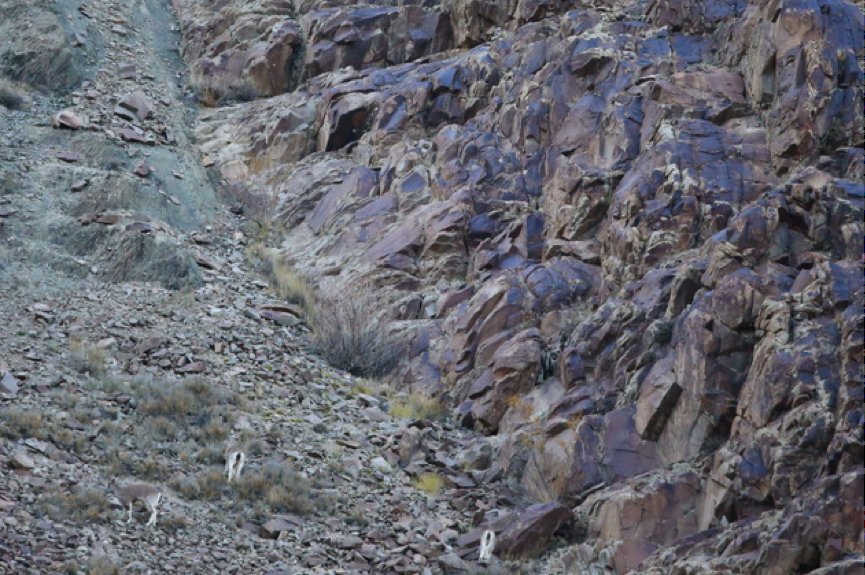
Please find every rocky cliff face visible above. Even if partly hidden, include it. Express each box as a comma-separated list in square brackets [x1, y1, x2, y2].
[179, 0, 863, 572]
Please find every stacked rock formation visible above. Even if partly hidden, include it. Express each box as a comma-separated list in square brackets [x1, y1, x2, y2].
[179, 0, 864, 571]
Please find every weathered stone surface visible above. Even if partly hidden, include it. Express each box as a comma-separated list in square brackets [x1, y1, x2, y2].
[0, 372, 18, 396]
[634, 354, 681, 441]
[172, 0, 303, 99]
[117, 91, 154, 122]
[10, 451, 35, 470]
[181, 0, 864, 571]
[496, 502, 573, 559]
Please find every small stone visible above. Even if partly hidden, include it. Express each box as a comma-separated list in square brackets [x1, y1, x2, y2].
[57, 151, 81, 163]
[134, 163, 152, 177]
[52, 110, 84, 129]
[118, 91, 154, 121]
[118, 62, 137, 79]
[70, 179, 90, 192]
[371, 456, 391, 473]
[176, 360, 206, 374]
[0, 372, 18, 396]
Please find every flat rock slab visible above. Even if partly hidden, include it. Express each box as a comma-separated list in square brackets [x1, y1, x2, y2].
[496, 502, 573, 559]
[0, 372, 19, 396]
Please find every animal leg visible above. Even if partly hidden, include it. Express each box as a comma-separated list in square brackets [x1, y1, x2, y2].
[235, 453, 245, 479]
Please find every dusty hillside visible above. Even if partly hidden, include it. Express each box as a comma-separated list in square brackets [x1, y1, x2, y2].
[0, 0, 863, 574]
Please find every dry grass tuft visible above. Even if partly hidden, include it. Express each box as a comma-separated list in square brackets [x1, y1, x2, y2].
[0, 78, 26, 110]
[0, 408, 46, 439]
[34, 488, 111, 523]
[193, 75, 259, 107]
[270, 260, 316, 318]
[413, 472, 444, 496]
[69, 340, 108, 377]
[390, 392, 444, 421]
[236, 460, 318, 514]
[312, 288, 403, 378]
[172, 468, 226, 501]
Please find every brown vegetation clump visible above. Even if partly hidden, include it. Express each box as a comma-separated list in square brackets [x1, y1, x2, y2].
[33, 488, 111, 523]
[171, 468, 226, 501]
[68, 340, 108, 377]
[270, 259, 316, 318]
[235, 460, 318, 514]
[0, 78, 26, 109]
[226, 182, 278, 233]
[0, 408, 46, 439]
[192, 74, 259, 108]
[311, 288, 403, 378]
[87, 555, 121, 575]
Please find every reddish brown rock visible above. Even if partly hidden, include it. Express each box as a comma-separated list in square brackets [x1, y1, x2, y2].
[496, 502, 573, 559]
[181, 1, 864, 572]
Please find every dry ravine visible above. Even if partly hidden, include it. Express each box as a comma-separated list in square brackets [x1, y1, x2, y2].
[0, 0, 863, 574]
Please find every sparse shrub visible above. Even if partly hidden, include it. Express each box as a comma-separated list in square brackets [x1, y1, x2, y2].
[142, 415, 180, 442]
[312, 288, 403, 378]
[235, 460, 315, 514]
[34, 488, 111, 523]
[51, 428, 88, 454]
[270, 260, 316, 319]
[138, 377, 221, 420]
[171, 468, 225, 501]
[68, 340, 107, 377]
[226, 182, 278, 233]
[88, 555, 120, 575]
[105, 448, 163, 479]
[390, 392, 444, 421]
[0, 408, 46, 439]
[160, 512, 191, 532]
[413, 472, 444, 496]
[0, 79, 26, 110]
[194, 76, 259, 107]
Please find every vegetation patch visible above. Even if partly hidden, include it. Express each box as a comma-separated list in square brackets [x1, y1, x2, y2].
[171, 468, 226, 501]
[390, 392, 444, 421]
[68, 339, 108, 377]
[0, 78, 26, 109]
[235, 460, 324, 515]
[33, 487, 111, 523]
[413, 472, 444, 496]
[269, 260, 316, 319]
[312, 288, 403, 378]
[0, 408, 46, 439]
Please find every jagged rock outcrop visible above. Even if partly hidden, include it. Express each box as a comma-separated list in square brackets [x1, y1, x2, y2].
[181, 0, 864, 571]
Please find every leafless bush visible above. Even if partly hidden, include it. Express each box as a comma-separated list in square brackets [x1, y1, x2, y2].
[225, 182, 278, 232]
[312, 288, 403, 378]
[68, 339, 107, 377]
[192, 74, 259, 108]
[235, 460, 316, 514]
[270, 259, 316, 318]
[0, 79, 26, 110]
[33, 488, 111, 523]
